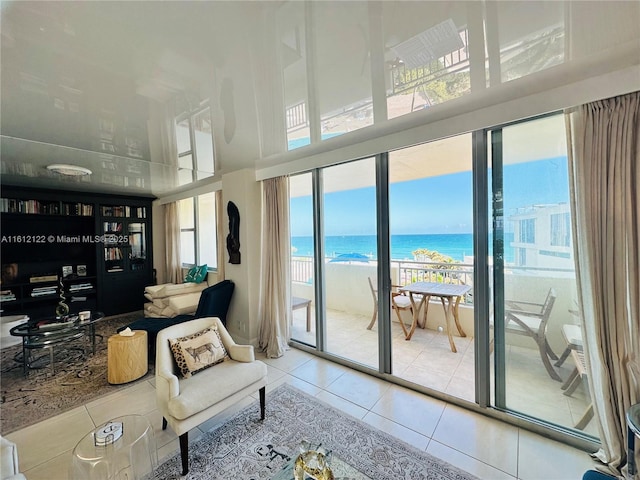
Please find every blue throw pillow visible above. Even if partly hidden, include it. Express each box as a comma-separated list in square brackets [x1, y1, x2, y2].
[184, 266, 199, 283]
[185, 264, 208, 283]
[194, 264, 208, 283]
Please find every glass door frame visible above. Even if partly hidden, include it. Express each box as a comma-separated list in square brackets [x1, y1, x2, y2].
[296, 153, 394, 373]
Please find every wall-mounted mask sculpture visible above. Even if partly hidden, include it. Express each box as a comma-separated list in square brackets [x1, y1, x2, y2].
[226, 201, 241, 264]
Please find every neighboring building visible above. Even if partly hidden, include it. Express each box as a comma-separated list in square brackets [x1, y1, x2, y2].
[509, 203, 573, 269]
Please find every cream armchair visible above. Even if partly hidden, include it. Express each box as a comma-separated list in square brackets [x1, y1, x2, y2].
[155, 317, 267, 475]
[0, 436, 26, 480]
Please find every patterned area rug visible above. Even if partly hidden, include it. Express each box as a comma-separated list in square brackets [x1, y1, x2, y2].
[0, 312, 152, 435]
[155, 384, 479, 480]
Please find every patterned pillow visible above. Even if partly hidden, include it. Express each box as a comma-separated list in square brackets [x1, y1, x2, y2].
[168, 327, 228, 378]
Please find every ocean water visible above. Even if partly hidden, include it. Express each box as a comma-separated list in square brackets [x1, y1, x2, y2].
[291, 233, 515, 263]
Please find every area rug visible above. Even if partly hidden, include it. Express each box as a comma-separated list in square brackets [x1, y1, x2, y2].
[0, 311, 152, 435]
[155, 384, 479, 480]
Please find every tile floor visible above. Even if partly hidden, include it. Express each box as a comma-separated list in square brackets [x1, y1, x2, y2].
[5, 348, 597, 480]
[291, 308, 598, 437]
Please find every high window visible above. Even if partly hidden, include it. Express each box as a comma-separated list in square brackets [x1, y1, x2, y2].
[178, 192, 217, 269]
[175, 104, 215, 186]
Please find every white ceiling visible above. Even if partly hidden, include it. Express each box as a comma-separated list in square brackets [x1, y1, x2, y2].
[0, 1, 265, 197]
[1, 1, 638, 199]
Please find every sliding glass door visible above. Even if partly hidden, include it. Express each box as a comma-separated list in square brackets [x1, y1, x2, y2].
[321, 158, 378, 369]
[490, 114, 595, 435]
[289, 173, 316, 347]
[388, 135, 475, 402]
[286, 112, 596, 440]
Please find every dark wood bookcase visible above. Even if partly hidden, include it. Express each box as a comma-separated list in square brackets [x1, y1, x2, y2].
[0, 186, 153, 318]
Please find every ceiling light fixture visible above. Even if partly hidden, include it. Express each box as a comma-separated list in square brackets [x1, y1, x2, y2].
[46, 164, 92, 176]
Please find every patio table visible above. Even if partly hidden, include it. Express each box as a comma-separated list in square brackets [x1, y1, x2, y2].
[399, 281, 471, 352]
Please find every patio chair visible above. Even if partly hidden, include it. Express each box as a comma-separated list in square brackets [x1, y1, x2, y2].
[502, 288, 561, 381]
[367, 276, 412, 337]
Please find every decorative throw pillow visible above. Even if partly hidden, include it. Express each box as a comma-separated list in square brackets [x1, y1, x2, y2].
[169, 327, 228, 378]
[184, 264, 208, 283]
[184, 266, 199, 283]
[193, 264, 208, 283]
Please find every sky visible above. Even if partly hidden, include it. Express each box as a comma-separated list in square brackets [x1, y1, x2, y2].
[290, 157, 570, 237]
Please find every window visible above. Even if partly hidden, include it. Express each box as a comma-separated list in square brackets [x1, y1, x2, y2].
[550, 212, 570, 246]
[178, 192, 217, 269]
[175, 104, 215, 186]
[518, 218, 535, 243]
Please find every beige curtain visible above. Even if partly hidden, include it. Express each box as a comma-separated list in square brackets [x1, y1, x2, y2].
[165, 202, 182, 284]
[215, 190, 225, 280]
[258, 176, 291, 358]
[567, 91, 640, 476]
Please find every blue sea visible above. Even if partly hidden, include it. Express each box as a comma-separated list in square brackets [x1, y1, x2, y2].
[291, 233, 515, 263]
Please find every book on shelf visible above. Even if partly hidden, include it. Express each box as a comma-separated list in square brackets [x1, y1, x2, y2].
[107, 267, 124, 273]
[0, 289, 16, 302]
[31, 288, 57, 297]
[29, 274, 58, 283]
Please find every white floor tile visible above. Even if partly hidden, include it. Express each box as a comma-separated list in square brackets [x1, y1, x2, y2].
[362, 411, 430, 451]
[22, 448, 74, 480]
[315, 390, 369, 419]
[5, 406, 95, 472]
[370, 383, 446, 437]
[324, 369, 390, 410]
[517, 429, 597, 480]
[427, 440, 517, 480]
[432, 404, 519, 477]
[289, 357, 349, 388]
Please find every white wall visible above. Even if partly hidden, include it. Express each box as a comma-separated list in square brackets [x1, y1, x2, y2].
[221, 169, 262, 345]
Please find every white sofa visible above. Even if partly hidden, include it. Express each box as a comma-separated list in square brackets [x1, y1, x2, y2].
[143, 282, 208, 318]
[1, 437, 26, 480]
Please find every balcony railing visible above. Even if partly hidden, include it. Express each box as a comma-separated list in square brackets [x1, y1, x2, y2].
[291, 256, 475, 304]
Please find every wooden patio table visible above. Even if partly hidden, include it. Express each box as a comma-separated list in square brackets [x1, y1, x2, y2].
[398, 281, 471, 352]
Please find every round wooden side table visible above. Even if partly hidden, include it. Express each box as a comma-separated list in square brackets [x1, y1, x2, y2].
[107, 331, 148, 384]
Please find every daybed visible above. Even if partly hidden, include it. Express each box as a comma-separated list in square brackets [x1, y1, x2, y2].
[119, 280, 235, 358]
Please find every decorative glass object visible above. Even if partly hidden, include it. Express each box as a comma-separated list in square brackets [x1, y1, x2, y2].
[55, 277, 69, 317]
[293, 441, 334, 480]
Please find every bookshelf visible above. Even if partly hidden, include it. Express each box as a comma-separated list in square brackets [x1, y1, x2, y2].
[0, 187, 153, 318]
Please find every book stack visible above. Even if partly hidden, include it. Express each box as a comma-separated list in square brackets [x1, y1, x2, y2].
[0, 290, 16, 302]
[69, 283, 93, 293]
[31, 285, 57, 297]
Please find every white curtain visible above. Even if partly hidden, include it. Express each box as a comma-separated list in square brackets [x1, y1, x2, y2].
[215, 190, 225, 280]
[258, 176, 291, 358]
[567, 91, 640, 476]
[165, 202, 182, 284]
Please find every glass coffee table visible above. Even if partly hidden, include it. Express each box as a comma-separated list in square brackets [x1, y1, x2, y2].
[10, 312, 105, 376]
